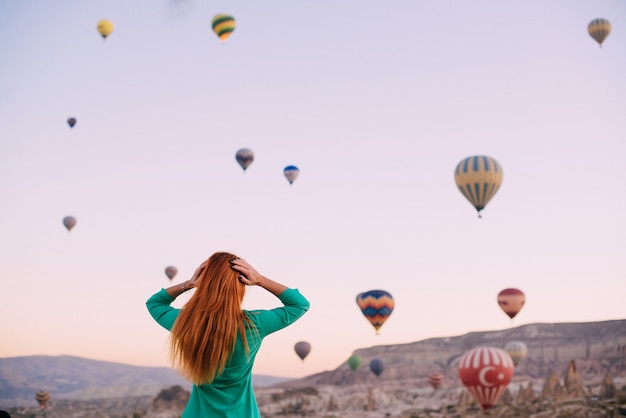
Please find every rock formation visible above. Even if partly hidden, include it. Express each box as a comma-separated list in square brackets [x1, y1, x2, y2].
[145, 385, 189, 418]
[541, 369, 563, 400]
[563, 359, 586, 399]
[599, 373, 616, 400]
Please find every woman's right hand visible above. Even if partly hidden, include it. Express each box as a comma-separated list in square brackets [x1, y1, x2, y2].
[185, 261, 207, 289]
[230, 258, 263, 286]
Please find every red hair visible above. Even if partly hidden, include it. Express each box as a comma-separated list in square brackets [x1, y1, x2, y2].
[169, 252, 251, 384]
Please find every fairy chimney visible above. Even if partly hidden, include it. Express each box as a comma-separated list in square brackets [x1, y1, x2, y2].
[563, 360, 586, 399]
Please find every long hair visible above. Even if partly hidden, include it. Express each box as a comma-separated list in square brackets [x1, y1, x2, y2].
[169, 252, 251, 384]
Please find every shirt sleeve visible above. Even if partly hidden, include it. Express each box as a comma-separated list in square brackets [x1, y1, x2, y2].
[146, 288, 180, 331]
[247, 288, 310, 336]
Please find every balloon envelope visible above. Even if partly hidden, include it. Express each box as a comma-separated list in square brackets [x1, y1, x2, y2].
[458, 347, 514, 411]
[284, 165, 299, 184]
[428, 372, 444, 390]
[235, 148, 254, 171]
[454, 155, 503, 216]
[67, 117, 76, 128]
[97, 19, 114, 39]
[369, 358, 383, 376]
[588, 18, 611, 46]
[348, 355, 362, 371]
[294, 341, 311, 361]
[212, 14, 236, 43]
[504, 340, 528, 366]
[165, 266, 178, 280]
[35, 390, 50, 409]
[63, 216, 77, 231]
[497, 288, 525, 319]
[356, 290, 394, 334]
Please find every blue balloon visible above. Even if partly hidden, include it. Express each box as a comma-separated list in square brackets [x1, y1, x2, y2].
[369, 358, 383, 377]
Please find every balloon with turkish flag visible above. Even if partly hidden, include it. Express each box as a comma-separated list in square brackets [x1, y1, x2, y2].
[458, 347, 514, 411]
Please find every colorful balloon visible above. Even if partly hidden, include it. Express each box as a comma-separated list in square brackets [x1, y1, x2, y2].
[35, 390, 50, 409]
[458, 347, 514, 411]
[63, 216, 77, 232]
[454, 155, 503, 217]
[428, 372, 444, 390]
[348, 355, 362, 371]
[97, 19, 114, 39]
[588, 18, 611, 47]
[284, 165, 299, 185]
[165, 266, 178, 281]
[497, 288, 525, 319]
[356, 290, 394, 334]
[369, 358, 383, 377]
[235, 148, 254, 171]
[212, 14, 236, 43]
[504, 340, 528, 366]
[294, 341, 311, 361]
[67, 117, 76, 128]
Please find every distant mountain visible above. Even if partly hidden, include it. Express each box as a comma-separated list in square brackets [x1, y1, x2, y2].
[0, 355, 292, 407]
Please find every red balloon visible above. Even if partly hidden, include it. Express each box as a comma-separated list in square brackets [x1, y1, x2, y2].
[497, 288, 525, 319]
[458, 347, 514, 411]
[428, 372, 444, 390]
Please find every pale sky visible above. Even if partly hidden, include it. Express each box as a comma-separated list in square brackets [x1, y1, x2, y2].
[1, 0, 625, 379]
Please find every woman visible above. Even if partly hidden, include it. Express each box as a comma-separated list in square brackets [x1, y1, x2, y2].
[146, 252, 310, 417]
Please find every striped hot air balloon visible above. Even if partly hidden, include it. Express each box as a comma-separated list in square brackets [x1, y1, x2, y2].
[428, 372, 444, 390]
[356, 290, 394, 334]
[504, 340, 528, 366]
[35, 390, 51, 409]
[588, 18, 611, 47]
[497, 288, 525, 320]
[458, 347, 514, 411]
[454, 155, 503, 217]
[212, 14, 236, 43]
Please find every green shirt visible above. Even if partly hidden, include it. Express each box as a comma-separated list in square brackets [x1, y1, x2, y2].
[146, 288, 310, 417]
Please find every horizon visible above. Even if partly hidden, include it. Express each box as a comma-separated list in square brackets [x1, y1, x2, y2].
[1, 0, 625, 379]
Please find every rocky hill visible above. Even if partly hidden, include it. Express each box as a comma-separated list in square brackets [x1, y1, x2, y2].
[0, 355, 291, 408]
[2, 319, 625, 417]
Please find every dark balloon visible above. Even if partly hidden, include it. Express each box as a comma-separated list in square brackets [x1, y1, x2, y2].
[67, 117, 76, 128]
[294, 341, 311, 361]
[369, 358, 383, 377]
[284, 165, 299, 185]
[165, 266, 178, 280]
[63, 216, 77, 232]
[235, 148, 254, 171]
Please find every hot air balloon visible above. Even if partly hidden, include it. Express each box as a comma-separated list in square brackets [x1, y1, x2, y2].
[454, 155, 503, 217]
[356, 290, 394, 334]
[165, 266, 178, 281]
[35, 390, 51, 409]
[212, 14, 236, 43]
[497, 288, 525, 320]
[67, 117, 76, 128]
[294, 341, 311, 361]
[283, 165, 299, 185]
[458, 347, 514, 411]
[504, 341, 528, 366]
[588, 18, 611, 47]
[428, 372, 444, 391]
[235, 148, 254, 172]
[348, 355, 362, 371]
[97, 19, 114, 39]
[63, 216, 77, 232]
[370, 358, 383, 377]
